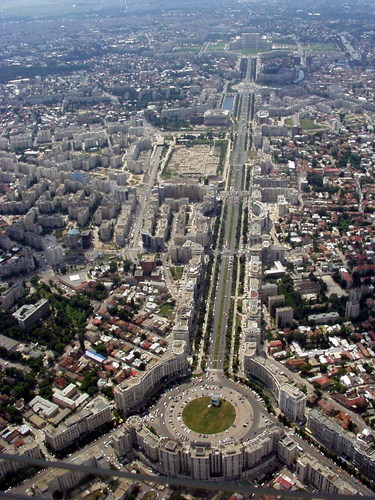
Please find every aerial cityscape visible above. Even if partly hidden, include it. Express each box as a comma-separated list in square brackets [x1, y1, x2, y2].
[0, 0, 375, 498]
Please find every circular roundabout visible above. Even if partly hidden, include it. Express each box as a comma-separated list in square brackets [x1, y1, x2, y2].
[135, 378, 277, 481]
[152, 381, 258, 446]
[182, 396, 236, 434]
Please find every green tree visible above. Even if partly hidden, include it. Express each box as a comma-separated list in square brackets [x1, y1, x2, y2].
[30, 276, 40, 286]
[109, 261, 117, 273]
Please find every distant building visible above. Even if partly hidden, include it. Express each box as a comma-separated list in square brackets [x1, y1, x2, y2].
[264, 261, 286, 279]
[345, 288, 361, 319]
[244, 348, 306, 423]
[0, 281, 24, 310]
[0, 334, 18, 352]
[13, 299, 49, 329]
[256, 110, 269, 125]
[141, 254, 156, 275]
[85, 349, 106, 364]
[45, 244, 65, 266]
[268, 340, 283, 355]
[229, 32, 272, 51]
[278, 434, 298, 466]
[203, 109, 230, 127]
[29, 395, 59, 419]
[307, 409, 375, 481]
[308, 312, 339, 325]
[112, 415, 282, 481]
[115, 341, 189, 414]
[297, 455, 357, 495]
[99, 220, 113, 242]
[268, 295, 285, 315]
[0, 436, 42, 483]
[261, 283, 278, 304]
[52, 383, 89, 410]
[276, 306, 294, 327]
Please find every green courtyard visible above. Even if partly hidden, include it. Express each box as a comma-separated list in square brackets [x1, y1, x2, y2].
[182, 396, 236, 434]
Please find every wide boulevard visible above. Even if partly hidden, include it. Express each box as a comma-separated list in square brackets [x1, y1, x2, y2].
[208, 58, 255, 372]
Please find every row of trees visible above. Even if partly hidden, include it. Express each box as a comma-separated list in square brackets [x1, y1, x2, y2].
[235, 200, 243, 250]
[242, 206, 249, 245]
[238, 255, 246, 296]
[223, 255, 240, 374]
[223, 298, 236, 375]
[217, 202, 228, 250]
[211, 201, 223, 250]
[216, 140, 228, 175]
[193, 254, 214, 362]
[201, 255, 222, 371]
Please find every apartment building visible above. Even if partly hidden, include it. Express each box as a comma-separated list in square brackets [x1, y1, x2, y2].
[112, 415, 283, 481]
[308, 409, 375, 480]
[33, 446, 109, 497]
[13, 298, 49, 329]
[0, 440, 42, 483]
[296, 456, 357, 495]
[114, 340, 189, 414]
[244, 348, 306, 422]
[44, 396, 112, 451]
[279, 384, 306, 422]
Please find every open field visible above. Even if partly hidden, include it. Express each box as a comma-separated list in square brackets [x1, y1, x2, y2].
[208, 42, 227, 51]
[304, 42, 338, 52]
[172, 44, 201, 54]
[162, 143, 220, 179]
[285, 118, 323, 130]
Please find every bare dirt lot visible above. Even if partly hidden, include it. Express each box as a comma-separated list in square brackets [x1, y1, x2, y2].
[167, 144, 220, 178]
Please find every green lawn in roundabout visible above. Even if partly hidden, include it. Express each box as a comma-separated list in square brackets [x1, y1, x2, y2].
[182, 396, 236, 434]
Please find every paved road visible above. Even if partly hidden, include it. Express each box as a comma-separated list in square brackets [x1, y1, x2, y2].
[208, 61, 255, 373]
[295, 38, 306, 66]
[198, 41, 210, 58]
[125, 143, 163, 261]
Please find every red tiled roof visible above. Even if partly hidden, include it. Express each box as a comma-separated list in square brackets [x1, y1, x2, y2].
[276, 477, 293, 490]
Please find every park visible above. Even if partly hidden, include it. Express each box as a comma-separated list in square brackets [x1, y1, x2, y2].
[182, 396, 236, 434]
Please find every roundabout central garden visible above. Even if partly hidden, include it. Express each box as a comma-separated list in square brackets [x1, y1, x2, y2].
[182, 396, 236, 434]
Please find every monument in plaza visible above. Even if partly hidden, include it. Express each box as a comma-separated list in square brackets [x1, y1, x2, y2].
[211, 394, 220, 407]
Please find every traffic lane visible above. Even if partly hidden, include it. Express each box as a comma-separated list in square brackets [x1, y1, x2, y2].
[213, 195, 241, 367]
[210, 257, 232, 367]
